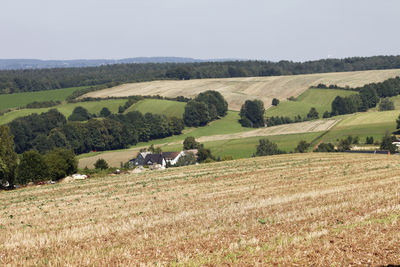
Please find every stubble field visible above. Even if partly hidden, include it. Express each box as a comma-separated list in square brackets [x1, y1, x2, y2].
[1, 153, 400, 266]
[82, 69, 400, 111]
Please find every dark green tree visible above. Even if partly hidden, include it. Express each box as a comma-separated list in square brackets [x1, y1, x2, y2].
[380, 132, 397, 153]
[99, 107, 112, 117]
[16, 150, 49, 185]
[94, 158, 109, 170]
[197, 147, 215, 163]
[183, 136, 202, 150]
[195, 90, 228, 118]
[307, 107, 319, 120]
[239, 100, 265, 128]
[295, 140, 310, 153]
[255, 138, 283, 156]
[272, 98, 280, 106]
[313, 143, 335, 152]
[378, 98, 395, 111]
[68, 106, 91, 121]
[45, 148, 78, 180]
[183, 101, 210, 127]
[176, 153, 197, 166]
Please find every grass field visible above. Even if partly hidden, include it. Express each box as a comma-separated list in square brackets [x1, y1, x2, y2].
[82, 69, 400, 111]
[265, 88, 357, 118]
[0, 86, 86, 110]
[124, 99, 186, 117]
[321, 110, 400, 143]
[2, 153, 400, 265]
[0, 99, 127, 125]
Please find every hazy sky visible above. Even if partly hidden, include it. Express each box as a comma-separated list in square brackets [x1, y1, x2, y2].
[1, 0, 400, 61]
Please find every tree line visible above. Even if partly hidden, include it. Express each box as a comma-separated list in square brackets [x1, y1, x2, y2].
[9, 108, 184, 155]
[2, 55, 400, 94]
[330, 76, 400, 116]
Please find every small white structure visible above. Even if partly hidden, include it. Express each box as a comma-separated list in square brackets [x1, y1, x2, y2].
[162, 151, 185, 166]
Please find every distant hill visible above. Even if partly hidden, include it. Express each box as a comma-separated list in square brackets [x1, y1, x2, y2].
[0, 57, 235, 70]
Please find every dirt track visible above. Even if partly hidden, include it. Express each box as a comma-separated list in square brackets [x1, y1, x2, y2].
[83, 69, 400, 111]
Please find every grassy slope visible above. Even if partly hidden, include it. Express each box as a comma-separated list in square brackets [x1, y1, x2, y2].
[266, 88, 357, 118]
[321, 110, 400, 143]
[0, 86, 86, 110]
[3, 153, 400, 266]
[124, 99, 186, 117]
[0, 99, 127, 125]
[162, 132, 323, 159]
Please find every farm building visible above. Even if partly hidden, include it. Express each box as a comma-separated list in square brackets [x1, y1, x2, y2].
[133, 152, 151, 166]
[162, 151, 184, 165]
[143, 154, 166, 168]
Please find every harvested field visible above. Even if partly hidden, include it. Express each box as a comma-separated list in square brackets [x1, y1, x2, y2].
[82, 69, 400, 111]
[2, 153, 400, 265]
[78, 119, 338, 168]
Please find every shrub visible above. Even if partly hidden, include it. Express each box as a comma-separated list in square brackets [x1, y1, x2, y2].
[176, 153, 197, 166]
[256, 138, 283, 156]
[197, 147, 215, 163]
[94, 158, 109, 170]
[323, 111, 331, 118]
[307, 107, 319, 120]
[99, 107, 112, 117]
[313, 143, 335, 152]
[295, 140, 310, 153]
[68, 106, 91, 121]
[272, 98, 280, 106]
[183, 136, 202, 150]
[366, 136, 374, 144]
[380, 132, 397, 153]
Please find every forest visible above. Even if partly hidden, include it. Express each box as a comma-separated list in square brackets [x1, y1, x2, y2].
[2, 55, 400, 94]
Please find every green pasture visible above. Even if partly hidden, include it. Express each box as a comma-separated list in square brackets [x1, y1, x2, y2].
[321, 110, 400, 143]
[125, 99, 186, 118]
[160, 131, 324, 159]
[266, 88, 357, 119]
[0, 86, 86, 110]
[0, 99, 127, 125]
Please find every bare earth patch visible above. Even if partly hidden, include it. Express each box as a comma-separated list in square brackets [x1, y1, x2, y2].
[78, 119, 338, 168]
[1, 153, 400, 265]
[82, 69, 400, 111]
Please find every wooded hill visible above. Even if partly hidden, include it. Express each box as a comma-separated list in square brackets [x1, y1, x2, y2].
[2, 55, 400, 94]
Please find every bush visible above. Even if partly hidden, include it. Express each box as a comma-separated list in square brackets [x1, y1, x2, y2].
[313, 143, 335, 152]
[0, 126, 18, 187]
[16, 150, 49, 185]
[94, 158, 109, 170]
[323, 111, 331, 118]
[175, 153, 197, 166]
[99, 107, 112, 117]
[366, 136, 374, 144]
[337, 137, 353, 151]
[183, 136, 202, 150]
[380, 132, 397, 153]
[295, 140, 310, 153]
[255, 138, 283, 156]
[68, 106, 91, 121]
[197, 147, 215, 163]
[307, 107, 319, 120]
[45, 148, 78, 180]
[272, 98, 280, 106]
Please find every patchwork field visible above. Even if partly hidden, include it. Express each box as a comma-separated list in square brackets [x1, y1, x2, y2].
[0, 86, 86, 110]
[124, 99, 186, 117]
[265, 88, 357, 118]
[2, 153, 400, 265]
[78, 118, 337, 168]
[82, 69, 400, 111]
[0, 99, 127, 125]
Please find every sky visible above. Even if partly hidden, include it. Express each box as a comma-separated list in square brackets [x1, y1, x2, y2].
[1, 0, 400, 62]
